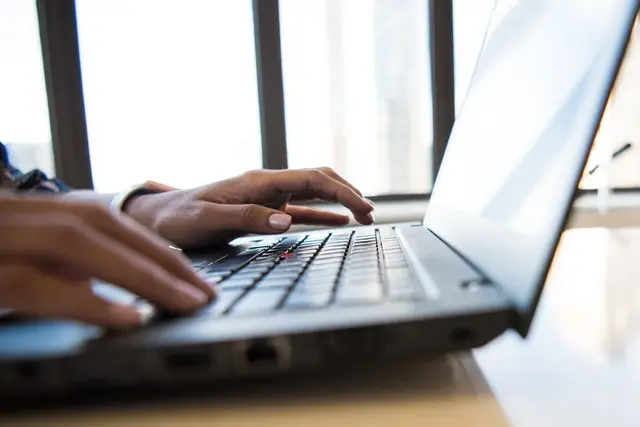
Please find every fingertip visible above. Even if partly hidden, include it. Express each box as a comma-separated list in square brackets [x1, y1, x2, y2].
[355, 212, 375, 225]
[194, 275, 218, 300]
[103, 304, 145, 328]
[173, 281, 210, 309]
[359, 198, 375, 214]
[268, 213, 292, 231]
[337, 215, 350, 225]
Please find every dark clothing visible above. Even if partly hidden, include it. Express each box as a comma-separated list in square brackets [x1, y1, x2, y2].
[0, 141, 70, 193]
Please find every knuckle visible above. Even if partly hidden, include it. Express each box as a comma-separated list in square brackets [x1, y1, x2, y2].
[243, 169, 263, 180]
[78, 201, 112, 221]
[311, 169, 326, 181]
[189, 203, 207, 221]
[320, 166, 336, 175]
[239, 204, 260, 223]
[47, 214, 86, 246]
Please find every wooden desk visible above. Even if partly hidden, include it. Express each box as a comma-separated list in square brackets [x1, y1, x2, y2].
[1, 354, 508, 427]
[4, 227, 640, 426]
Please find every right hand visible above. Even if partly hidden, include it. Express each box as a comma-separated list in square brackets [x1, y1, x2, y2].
[0, 193, 216, 328]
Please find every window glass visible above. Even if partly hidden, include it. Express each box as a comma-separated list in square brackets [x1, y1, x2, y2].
[0, 0, 53, 175]
[582, 18, 640, 189]
[76, 0, 262, 192]
[280, 0, 432, 196]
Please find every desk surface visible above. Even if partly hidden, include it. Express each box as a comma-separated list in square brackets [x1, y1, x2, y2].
[474, 227, 640, 427]
[3, 227, 640, 427]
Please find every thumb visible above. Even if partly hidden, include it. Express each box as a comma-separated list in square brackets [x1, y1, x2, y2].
[205, 203, 293, 234]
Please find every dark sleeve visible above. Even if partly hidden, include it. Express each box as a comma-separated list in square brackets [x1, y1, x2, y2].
[0, 141, 72, 193]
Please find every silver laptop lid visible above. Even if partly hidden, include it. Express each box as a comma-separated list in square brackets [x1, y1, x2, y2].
[425, 0, 639, 336]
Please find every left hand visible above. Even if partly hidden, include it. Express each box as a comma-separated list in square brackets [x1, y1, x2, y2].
[125, 168, 374, 249]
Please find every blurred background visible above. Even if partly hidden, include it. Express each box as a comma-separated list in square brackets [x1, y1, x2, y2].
[0, 0, 638, 196]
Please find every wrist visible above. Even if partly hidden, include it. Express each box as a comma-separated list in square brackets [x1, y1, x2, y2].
[112, 181, 173, 226]
[122, 191, 154, 217]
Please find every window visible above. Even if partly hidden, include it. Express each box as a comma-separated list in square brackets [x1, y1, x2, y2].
[582, 18, 640, 190]
[0, 0, 53, 175]
[453, 0, 495, 113]
[75, 0, 262, 192]
[280, 0, 433, 196]
[455, 2, 640, 191]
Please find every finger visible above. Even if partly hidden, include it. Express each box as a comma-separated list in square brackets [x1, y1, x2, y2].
[288, 168, 366, 203]
[0, 263, 143, 328]
[265, 170, 374, 224]
[195, 203, 293, 235]
[285, 205, 350, 226]
[1, 197, 215, 300]
[0, 214, 209, 312]
[317, 167, 364, 197]
[98, 210, 216, 299]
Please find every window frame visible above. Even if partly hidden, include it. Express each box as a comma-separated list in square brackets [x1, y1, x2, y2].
[37, 0, 633, 198]
[37, 0, 455, 195]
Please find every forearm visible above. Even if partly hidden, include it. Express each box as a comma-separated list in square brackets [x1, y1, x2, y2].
[60, 190, 118, 209]
[59, 189, 164, 233]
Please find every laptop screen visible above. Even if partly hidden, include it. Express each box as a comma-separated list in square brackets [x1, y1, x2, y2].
[425, 0, 639, 335]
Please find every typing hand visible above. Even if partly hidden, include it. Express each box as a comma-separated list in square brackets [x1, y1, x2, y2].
[0, 195, 215, 328]
[125, 168, 374, 248]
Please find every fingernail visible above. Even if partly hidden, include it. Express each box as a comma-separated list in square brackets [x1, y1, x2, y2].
[367, 213, 375, 224]
[269, 213, 292, 231]
[365, 198, 376, 208]
[202, 282, 218, 300]
[135, 305, 155, 325]
[112, 306, 145, 326]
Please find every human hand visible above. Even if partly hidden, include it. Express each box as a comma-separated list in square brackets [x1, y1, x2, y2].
[0, 194, 215, 328]
[125, 168, 374, 248]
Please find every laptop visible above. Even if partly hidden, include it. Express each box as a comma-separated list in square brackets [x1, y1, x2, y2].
[1, 0, 638, 396]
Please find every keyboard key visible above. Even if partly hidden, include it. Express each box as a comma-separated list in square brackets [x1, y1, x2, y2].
[201, 267, 232, 276]
[300, 280, 338, 291]
[311, 258, 343, 266]
[295, 249, 318, 255]
[386, 269, 413, 283]
[211, 254, 259, 271]
[386, 261, 408, 268]
[341, 271, 380, 280]
[297, 274, 335, 285]
[284, 292, 332, 309]
[319, 246, 347, 252]
[300, 272, 339, 283]
[388, 286, 424, 301]
[191, 260, 212, 270]
[384, 250, 403, 256]
[231, 271, 264, 281]
[202, 275, 225, 285]
[220, 279, 256, 289]
[341, 265, 379, 273]
[335, 285, 383, 305]
[252, 258, 279, 266]
[229, 289, 288, 315]
[254, 278, 295, 289]
[272, 265, 305, 274]
[238, 265, 272, 275]
[313, 256, 343, 263]
[199, 289, 245, 317]
[339, 271, 382, 286]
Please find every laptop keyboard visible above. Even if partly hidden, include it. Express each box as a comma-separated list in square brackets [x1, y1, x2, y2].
[193, 228, 424, 317]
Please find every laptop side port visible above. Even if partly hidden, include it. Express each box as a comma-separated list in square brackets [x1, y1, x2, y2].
[232, 336, 291, 374]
